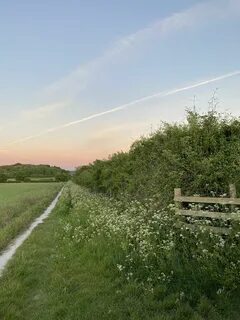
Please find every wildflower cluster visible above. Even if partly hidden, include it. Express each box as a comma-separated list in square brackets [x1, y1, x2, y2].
[59, 182, 240, 297]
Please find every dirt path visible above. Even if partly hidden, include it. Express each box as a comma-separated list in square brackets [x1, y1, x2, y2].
[0, 188, 63, 276]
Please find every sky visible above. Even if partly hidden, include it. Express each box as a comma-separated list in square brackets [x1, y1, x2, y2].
[0, 0, 240, 169]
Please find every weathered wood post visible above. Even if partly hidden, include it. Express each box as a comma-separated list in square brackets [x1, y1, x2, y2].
[229, 183, 236, 212]
[174, 188, 182, 211]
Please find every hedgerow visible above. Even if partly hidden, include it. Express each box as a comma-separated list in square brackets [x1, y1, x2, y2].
[71, 110, 240, 317]
[74, 110, 240, 205]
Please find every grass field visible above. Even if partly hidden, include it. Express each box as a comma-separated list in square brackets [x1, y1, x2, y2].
[0, 183, 62, 251]
[0, 182, 239, 319]
[28, 177, 56, 182]
[6, 177, 56, 183]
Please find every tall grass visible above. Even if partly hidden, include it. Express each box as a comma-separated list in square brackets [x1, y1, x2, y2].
[60, 183, 240, 316]
[1, 182, 239, 319]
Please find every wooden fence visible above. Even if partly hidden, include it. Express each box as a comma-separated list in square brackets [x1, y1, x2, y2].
[174, 184, 240, 234]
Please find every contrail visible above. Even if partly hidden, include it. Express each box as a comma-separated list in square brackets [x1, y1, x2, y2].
[4, 70, 240, 147]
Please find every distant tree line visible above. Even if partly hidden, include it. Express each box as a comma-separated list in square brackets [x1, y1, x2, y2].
[0, 164, 70, 183]
[73, 110, 240, 206]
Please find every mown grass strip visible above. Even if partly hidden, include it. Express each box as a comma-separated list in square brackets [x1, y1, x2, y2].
[0, 183, 62, 251]
[0, 198, 150, 320]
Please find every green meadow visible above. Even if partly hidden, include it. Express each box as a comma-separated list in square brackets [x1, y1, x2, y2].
[0, 183, 62, 251]
[0, 182, 239, 320]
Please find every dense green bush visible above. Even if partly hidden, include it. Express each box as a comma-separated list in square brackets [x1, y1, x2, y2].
[74, 110, 240, 206]
[0, 172, 7, 183]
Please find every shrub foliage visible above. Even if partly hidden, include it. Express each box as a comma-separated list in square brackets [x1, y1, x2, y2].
[74, 110, 240, 205]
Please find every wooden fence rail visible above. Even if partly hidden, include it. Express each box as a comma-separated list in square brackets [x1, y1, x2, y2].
[174, 184, 240, 234]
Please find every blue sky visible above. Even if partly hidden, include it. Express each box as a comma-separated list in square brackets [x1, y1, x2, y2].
[0, 0, 240, 168]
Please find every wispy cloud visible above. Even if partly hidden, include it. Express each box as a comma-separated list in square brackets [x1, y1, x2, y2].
[0, 149, 8, 154]
[4, 0, 239, 133]
[45, 0, 240, 100]
[0, 101, 69, 135]
[88, 122, 148, 142]
[20, 102, 68, 120]
[2, 0, 240, 153]
[3, 70, 240, 148]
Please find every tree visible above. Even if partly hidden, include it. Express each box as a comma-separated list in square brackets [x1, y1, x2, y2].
[15, 171, 26, 182]
[55, 172, 69, 182]
[0, 173, 7, 183]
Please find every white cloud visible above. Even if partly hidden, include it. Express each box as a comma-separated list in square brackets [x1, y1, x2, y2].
[0, 101, 69, 136]
[0, 149, 9, 154]
[21, 102, 68, 120]
[88, 122, 148, 142]
[44, 0, 240, 100]
[3, 69, 239, 148]
[1, 0, 239, 150]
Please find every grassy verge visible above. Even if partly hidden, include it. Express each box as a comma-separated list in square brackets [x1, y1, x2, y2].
[0, 183, 62, 251]
[0, 182, 239, 319]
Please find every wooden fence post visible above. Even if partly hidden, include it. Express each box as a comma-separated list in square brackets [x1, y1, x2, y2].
[229, 183, 236, 212]
[173, 184, 240, 234]
[174, 188, 182, 210]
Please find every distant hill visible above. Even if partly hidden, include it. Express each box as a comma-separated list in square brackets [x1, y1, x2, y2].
[0, 163, 70, 182]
